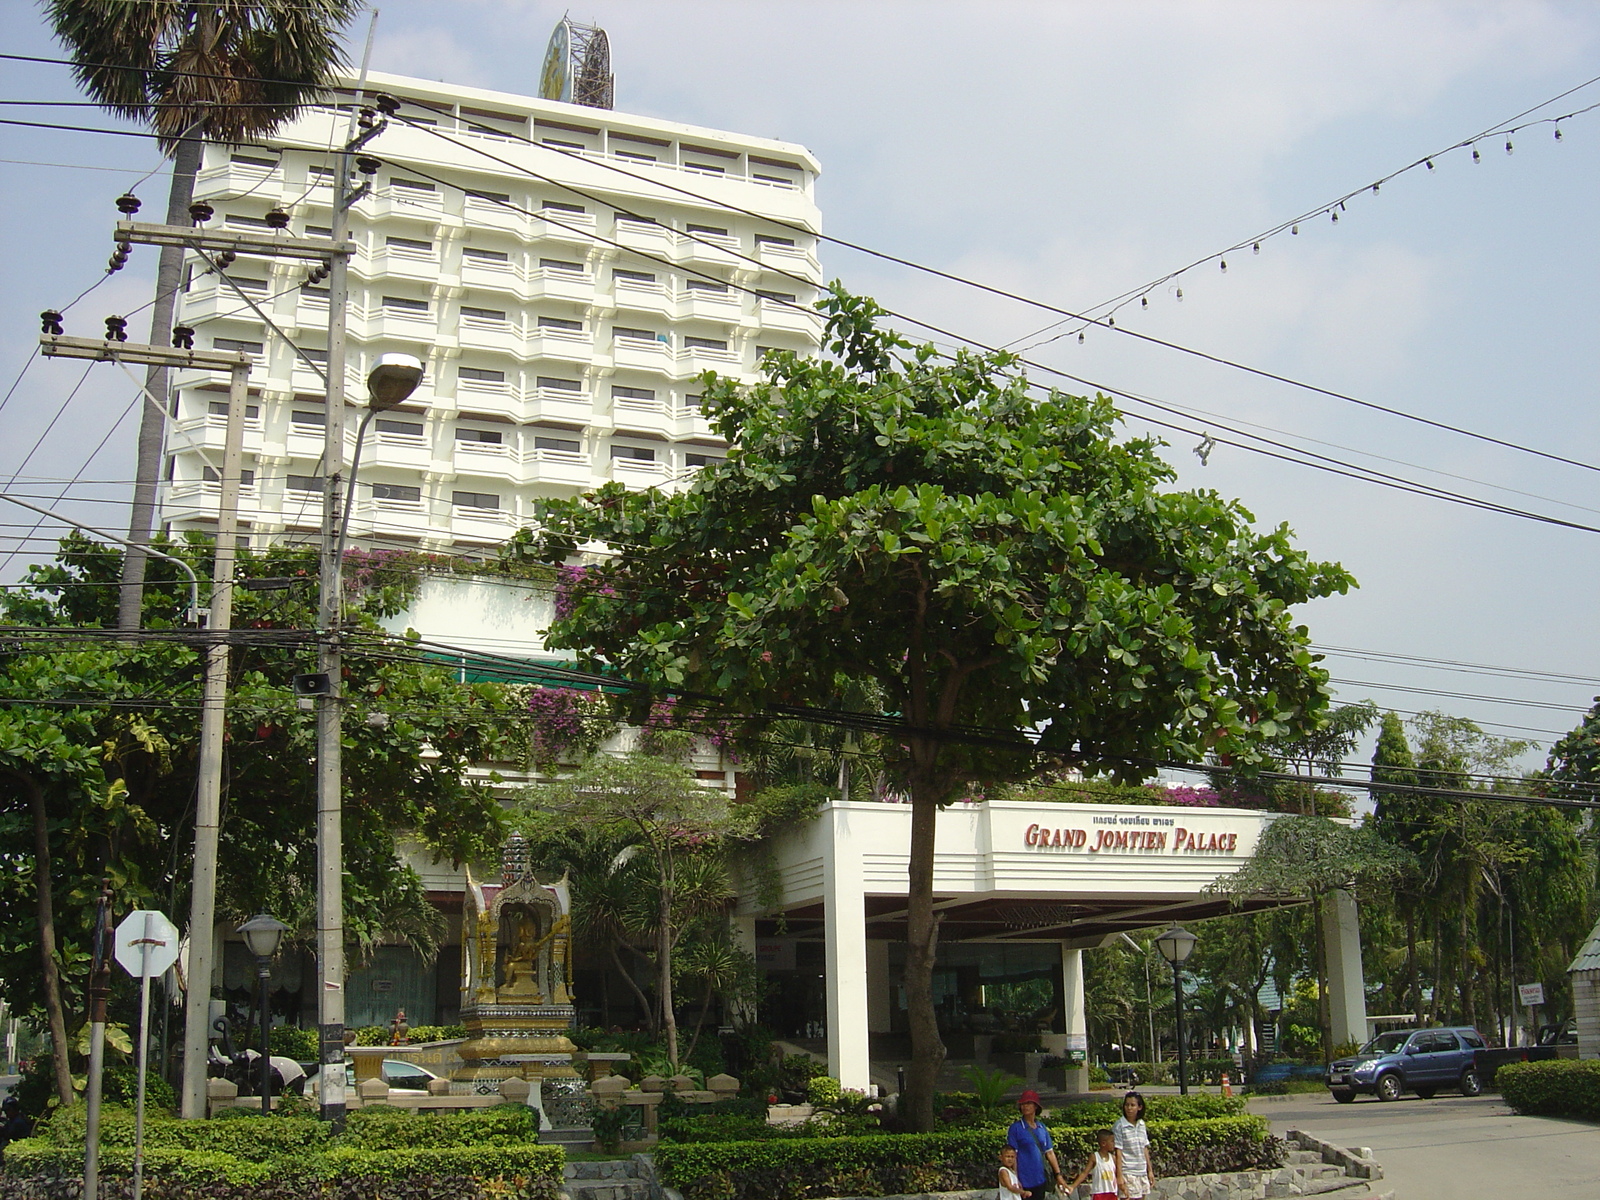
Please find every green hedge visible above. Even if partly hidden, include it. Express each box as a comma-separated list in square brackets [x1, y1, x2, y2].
[2, 1104, 562, 1200]
[1497, 1059, 1600, 1121]
[654, 1116, 1279, 1200]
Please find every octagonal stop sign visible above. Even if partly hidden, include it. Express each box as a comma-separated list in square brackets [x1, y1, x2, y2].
[114, 910, 181, 978]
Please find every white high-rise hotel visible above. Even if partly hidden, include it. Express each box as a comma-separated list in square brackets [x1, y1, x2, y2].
[159, 67, 823, 552]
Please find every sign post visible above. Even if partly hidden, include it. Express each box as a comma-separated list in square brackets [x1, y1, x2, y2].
[115, 910, 181, 1200]
[1518, 982, 1546, 1046]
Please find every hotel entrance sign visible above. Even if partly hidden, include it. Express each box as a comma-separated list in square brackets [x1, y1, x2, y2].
[1024, 818, 1242, 854]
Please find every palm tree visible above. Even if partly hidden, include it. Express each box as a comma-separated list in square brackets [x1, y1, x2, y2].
[48, 1, 363, 629]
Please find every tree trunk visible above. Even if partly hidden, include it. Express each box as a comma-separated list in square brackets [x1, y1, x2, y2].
[901, 768, 945, 1131]
[119, 132, 203, 630]
[660, 874, 679, 1067]
[683, 980, 716, 1065]
[15, 770, 75, 1105]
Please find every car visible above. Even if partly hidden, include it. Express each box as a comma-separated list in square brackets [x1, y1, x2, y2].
[305, 1059, 445, 1100]
[1326, 1026, 1487, 1102]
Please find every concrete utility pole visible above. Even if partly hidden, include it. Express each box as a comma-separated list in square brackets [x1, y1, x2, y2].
[38, 330, 251, 1119]
[315, 99, 385, 1130]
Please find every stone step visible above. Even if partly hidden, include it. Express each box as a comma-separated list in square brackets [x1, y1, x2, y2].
[544, 1127, 596, 1147]
[564, 1183, 652, 1200]
[565, 1161, 646, 1181]
[1286, 1149, 1327, 1163]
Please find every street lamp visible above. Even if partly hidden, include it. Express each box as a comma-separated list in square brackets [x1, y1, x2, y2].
[1155, 924, 1198, 1095]
[238, 914, 289, 1113]
[337, 353, 425, 560]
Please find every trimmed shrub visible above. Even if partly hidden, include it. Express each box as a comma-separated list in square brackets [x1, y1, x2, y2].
[269, 1025, 321, 1061]
[3, 1103, 563, 1200]
[805, 1076, 842, 1106]
[1497, 1059, 1600, 1121]
[654, 1116, 1279, 1200]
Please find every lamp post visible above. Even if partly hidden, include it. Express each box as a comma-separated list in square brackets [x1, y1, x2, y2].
[1155, 924, 1197, 1095]
[238, 915, 289, 1113]
[314, 352, 423, 1127]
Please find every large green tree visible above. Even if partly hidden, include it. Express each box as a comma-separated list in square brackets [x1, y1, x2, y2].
[0, 536, 517, 1101]
[523, 289, 1353, 1128]
[47, 0, 361, 628]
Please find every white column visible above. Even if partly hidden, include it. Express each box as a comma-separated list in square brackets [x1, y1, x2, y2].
[1321, 888, 1369, 1046]
[824, 811, 871, 1090]
[1061, 946, 1090, 1094]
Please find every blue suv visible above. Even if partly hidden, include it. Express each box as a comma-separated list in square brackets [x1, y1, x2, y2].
[1326, 1026, 1487, 1102]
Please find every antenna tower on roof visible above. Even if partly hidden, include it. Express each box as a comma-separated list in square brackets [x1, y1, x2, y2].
[539, 15, 615, 109]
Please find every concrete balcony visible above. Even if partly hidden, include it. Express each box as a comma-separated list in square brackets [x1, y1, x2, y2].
[677, 345, 742, 378]
[454, 381, 521, 423]
[757, 241, 823, 281]
[457, 318, 522, 356]
[369, 185, 445, 221]
[524, 449, 594, 489]
[451, 440, 518, 480]
[612, 279, 672, 319]
[163, 480, 264, 525]
[367, 431, 434, 471]
[528, 268, 595, 305]
[612, 397, 675, 440]
[463, 196, 526, 234]
[460, 259, 521, 296]
[170, 413, 266, 456]
[527, 328, 595, 365]
[533, 210, 598, 249]
[680, 291, 743, 324]
[675, 410, 726, 442]
[450, 504, 516, 541]
[527, 388, 594, 425]
[613, 336, 672, 373]
[368, 248, 443, 285]
[608, 456, 670, 485]
[615, 219, 672, 259]
[677, 232, 742, 269]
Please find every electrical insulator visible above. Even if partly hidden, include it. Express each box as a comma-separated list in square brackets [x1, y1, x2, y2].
[216, 250, 237, 269]
[1426, 159, 1435, 170]
[265, 208, 290, 229]
[1219, 259, 1227, 272]
[306, 263, 330, 285]
[375, 93, 400, 116]
[107, 244, 130, 272]
[172, 325, 196, 349]
[1077, 332, 1085, 344]
[1252, 242, 1260, 254]
[40, 310, 63, 336]
[358, 106, 377, 130]
[104, 316, 128, 342]
[1472, 148, 1481, 163]
[1505, 140, 1514, 155]
[1106, 316, 1115, 327]
[355, 155, 380, 176]
[1290, 224, 1299, 235]
[115, 192, 141, 215]
[1331, 211, 1339, 223]
[1371, 182, 1380, 194]
[1555, 126, 1564, 141]
[1140, 296, 1149, 308]
[1175, 287, 1184, 300]
[189, 200, 215, 224]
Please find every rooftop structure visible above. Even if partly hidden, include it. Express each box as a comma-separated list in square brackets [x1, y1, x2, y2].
[159, 70, 824, 554]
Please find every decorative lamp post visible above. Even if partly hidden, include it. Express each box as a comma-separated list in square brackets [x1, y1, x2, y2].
[238, 914, 289, 1113]
[1155, 924, 1198, 1095]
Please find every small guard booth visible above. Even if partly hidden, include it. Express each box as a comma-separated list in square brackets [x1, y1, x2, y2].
[740, 799, 1368, 1090]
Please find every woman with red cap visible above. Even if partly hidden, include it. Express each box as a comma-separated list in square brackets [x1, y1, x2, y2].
[1006, 1090, 1067, 1198]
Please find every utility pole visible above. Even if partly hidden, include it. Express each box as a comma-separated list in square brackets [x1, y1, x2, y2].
[315, 98, 384, 1131]
[38, 329, 252, 1118]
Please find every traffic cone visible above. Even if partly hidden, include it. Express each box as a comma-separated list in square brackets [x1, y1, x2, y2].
[1221, 1072, 1232, 1098]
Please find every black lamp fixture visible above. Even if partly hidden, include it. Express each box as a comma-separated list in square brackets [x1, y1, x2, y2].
[237, 914, 289, 1112]
[1155, 924, 1197, 1095]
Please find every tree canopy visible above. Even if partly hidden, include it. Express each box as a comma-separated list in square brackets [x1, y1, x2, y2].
[523, 287, 1353, 1128]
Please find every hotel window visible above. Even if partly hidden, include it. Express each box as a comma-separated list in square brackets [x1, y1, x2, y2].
[203, 466, 256, 484]
[615, 150, 656, 163]
[459, 367, 506, 383]
[461, 305, 507, 321]
[686, 279, 729, 294]
[290, 409, 326, 426]
[683, 393, 703, 410]
[463, 247, 510, 262]
[540, 258, 584, 272]
[686, 224, 729, 237]
[614, 326, 661, 342]
[231, 154, 277, 169]
[685, 162, 726, 174]
[538, 316, 583, 331]
[610, 445, 655, 461]
[612, 385, 656, 400]
[755, 234, 796, 247]
[286, 474, 324, 492]
[466, 188, 512, 204]
[381, 295, 429, 313]
[685, 453, 723, 468]
[228, 276, 268, 292]
[305, 224, 333, 237]
[534, 435, 581, 453]
[213, 337, 264, 355]
[390, 178, 436, 193]
[298, 348, 328, 364]
[371, 483, 421, 502]
[758, 290, 798, 304]
[542, 200, 585, 214]
[376, 418, 424, 437]
[685, 336, 728, 351]
[386, 235, 433, 252]
[224, 214, 272, 229]
[456, 428, 503, 444]
[536, 376, 581, 392]
[542, 138, 584, 150]
[208, 401, 261, 419]
[451, 490, 500, 510]
[614, 268, 656, 283]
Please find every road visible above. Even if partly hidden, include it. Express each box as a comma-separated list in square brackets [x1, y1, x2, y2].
[1249, 1090, 1599, 1200]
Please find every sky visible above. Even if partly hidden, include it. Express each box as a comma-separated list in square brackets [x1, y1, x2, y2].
[1, 0, 1597, 774]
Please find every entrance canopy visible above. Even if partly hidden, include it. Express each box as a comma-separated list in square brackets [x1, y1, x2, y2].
[742, 800, 1360, 1088]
